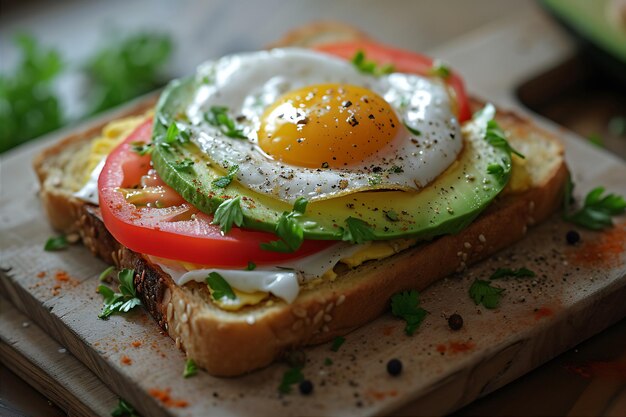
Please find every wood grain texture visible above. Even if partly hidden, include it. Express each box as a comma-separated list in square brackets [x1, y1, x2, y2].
[1, 8, 626, 417]
[0, 297, 117, 417]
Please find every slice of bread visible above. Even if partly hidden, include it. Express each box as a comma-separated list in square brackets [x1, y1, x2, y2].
[33, 26, 568, 376]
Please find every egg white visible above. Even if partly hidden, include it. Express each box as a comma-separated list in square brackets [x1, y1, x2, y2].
[183, 48, 462, 203]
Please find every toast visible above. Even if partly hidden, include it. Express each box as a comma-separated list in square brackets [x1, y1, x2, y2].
[34, 24, 568, 376]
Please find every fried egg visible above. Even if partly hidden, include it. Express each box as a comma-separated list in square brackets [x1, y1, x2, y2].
[183, 48, 462, 203]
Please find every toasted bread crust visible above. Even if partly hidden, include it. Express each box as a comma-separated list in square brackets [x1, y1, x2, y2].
[33, 28, 569, 376]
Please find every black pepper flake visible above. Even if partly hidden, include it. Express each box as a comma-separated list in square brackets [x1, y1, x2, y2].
[348, 115, 359, 127]
[448, 313, 463, 331]
[368, 114, 375, 120]
[566, 230, 580, 245]
[299, 380, 314, 395]
[321, 162, 329, 169]
[342, 100, 352, 108]
[387, 359, 402, 376]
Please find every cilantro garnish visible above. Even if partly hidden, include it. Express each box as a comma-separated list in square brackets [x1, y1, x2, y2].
[403, 121, 422, 136]
[246, 261, 256, 271]
[278, 366, 304, 394]
[330, 336, 345, 352]
[368, 174, 382, 186]
[183, 359, 198, 378]
[587, 133, 604, 148]
[486, 120, 525, 159]
[385, 210, 399, 222]
[490, 267, 535, 280]
[130, 141, 153, 156]
[206, 272, 236, 301]
[98, 265, 116, 282]
[429, 62, 451, 79]
[164, 122, 180, 143]
[173, 158, 194, 171]
[390, 290, 428, 336]
[351, 50, 395, 76]
[204, 106, 247, 139]
[564, 185, 626, 230]
[44, 235, 68, 251]
[111, 398, 139, 417]
[97, 269, 142, 319]
[260, 199, 308, 253]
[212, 165, 239, 188]
[212, 196, 244, 234]
[487, 163, 505, 177]
[469, 279, 504, 309]
[342, 217, 376, 244]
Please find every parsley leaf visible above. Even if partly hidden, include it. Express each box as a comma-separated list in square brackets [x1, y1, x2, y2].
[564, 186, 626, 230]
[204, 106, 247, 139]
[260, 199, 308, 253]
[212, 196, 244, 234]
[84, 32, 172, 116]
[206, 272, 236, 301]
[164, 122, 180, 144]
[351, 50, 395, 76]
[172, 158, 194, 171]
[98, 265, 116, 282]
[97, 269, 141, 319]
[587, 133, 604, 147]
[246, 261, 256, 271]
[429, 61, 451, 79]
[212, 165, 239, 188]
[486, 120, 525, 159]
[469, 279, 504, 309]
[385, 210, 399, 222]
[183, 359, 198, 378]
[44, 235, 68, 251]
[324, 357, 333, 366]
[490, 267, 535, 280]
[130, 141, 153, 156]
[0, 34, 64, 153]
[404, 121, 422, 136]
[278, 366, 304, 394]
[487, 163, 505, 177]
[390, 290, 428, 336]
[342, 217, 376, 244]
[330, 336, 345, 352]
[111, 398, 139, 417]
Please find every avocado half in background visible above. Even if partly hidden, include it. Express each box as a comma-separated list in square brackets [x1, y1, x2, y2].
[541, 0, 626, 88]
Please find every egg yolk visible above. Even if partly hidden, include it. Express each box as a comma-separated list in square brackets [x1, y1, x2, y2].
[257, 83, 399, 168]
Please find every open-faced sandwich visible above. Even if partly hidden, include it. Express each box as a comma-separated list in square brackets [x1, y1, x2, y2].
[34, 25, 568, 376]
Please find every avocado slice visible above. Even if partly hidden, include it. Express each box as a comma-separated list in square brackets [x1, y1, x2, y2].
[152, 77, 511, 241]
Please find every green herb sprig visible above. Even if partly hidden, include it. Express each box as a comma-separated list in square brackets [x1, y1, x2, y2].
[44, 235, 68, 251]
[212, 196, 244, 234]
[351, 50, 395, 76]
[564, 184, 626, 230]
[469, 279, 504, 309]
[206, 272, 236, 301]
[260, 198, 308, 253]
[97, 269, 142, 319]
[111, 398, 139, 417]
[278, 366, 304, 394]
[390, 290, 428, 336]
[342, 217, 376, 244]
[213, 165, 239, 188]
[183, 359, 198, 378]
[204, 106, 247, 139]
[490, 267, 535, 280]
[330, 336, 345, 352]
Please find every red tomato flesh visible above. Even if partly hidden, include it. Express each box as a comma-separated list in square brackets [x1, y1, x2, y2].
[98, 120, 333, 267]
[315, 40, 472, 122]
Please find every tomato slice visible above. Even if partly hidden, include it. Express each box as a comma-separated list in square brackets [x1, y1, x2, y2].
[98, 120, 333, 267]
[315, 41, 471, 123]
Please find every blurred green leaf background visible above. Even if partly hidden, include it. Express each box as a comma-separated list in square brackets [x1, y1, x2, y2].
[0, 32, 173, 154]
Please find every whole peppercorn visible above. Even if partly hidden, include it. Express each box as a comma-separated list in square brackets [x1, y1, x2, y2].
[566, 230, 580, 245]
[448, 313, 464, 331]
[386, 359, 402, 376]
[299, 380, 314, 395]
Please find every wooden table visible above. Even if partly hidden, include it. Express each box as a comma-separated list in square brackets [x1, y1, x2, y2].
[1, 1, 625, 416]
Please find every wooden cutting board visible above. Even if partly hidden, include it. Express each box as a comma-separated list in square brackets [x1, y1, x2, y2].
[1, 9, 625, 417]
